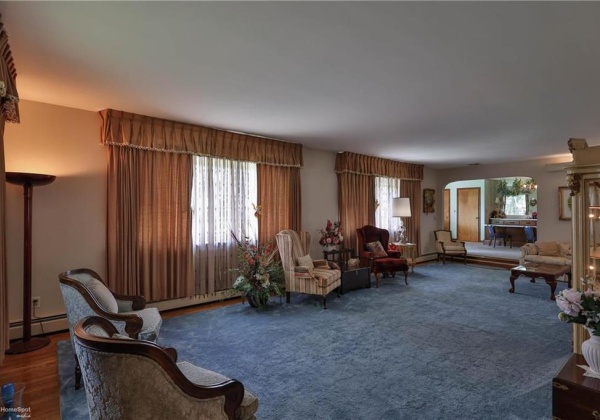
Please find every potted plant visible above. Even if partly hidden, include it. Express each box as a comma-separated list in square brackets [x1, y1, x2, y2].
[231, 233, 283, 309]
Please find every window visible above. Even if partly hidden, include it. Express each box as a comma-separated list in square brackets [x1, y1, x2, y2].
[375, 177, 402, 236]
[191, 156, 257, 245]
[191, 156, 257, 292]
[504, 195, 527, 216]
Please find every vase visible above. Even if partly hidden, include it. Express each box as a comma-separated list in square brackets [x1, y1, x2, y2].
[246, 293, 269, 309]
[582, 328, 600, 374]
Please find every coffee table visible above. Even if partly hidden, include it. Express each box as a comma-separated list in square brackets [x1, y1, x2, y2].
[509, 263, 572, 300]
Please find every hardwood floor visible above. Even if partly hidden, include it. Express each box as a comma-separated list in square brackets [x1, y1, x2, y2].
[0, 299, 238, 419]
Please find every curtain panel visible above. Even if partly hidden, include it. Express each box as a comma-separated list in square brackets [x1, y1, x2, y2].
[257, 164, 301, 245]
[337, 172, 375, 251]
[107, 146, 194, 301]
[0, 16, 18, 365]
[100, 109, 303, 167]
[401, 180, 421, 256]
[335, 151, 423, 180]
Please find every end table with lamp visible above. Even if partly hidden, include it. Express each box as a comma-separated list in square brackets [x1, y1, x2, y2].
[390, 242, 416, 273]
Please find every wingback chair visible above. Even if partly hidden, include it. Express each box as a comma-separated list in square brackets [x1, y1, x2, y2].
[275, 229, 341, 309]
[434, 230, 467, 264]
[59, 268, 162, 389]
[356, 225, 408, 288]
[73, 316, 258, 420]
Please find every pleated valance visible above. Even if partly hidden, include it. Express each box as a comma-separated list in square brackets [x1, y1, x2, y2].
[100, 109, 303, 167]
[335, 152, 423, 180]
[0, 17, 19, 123]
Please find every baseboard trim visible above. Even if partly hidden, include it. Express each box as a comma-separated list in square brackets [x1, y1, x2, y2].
[9, 314, 68, 340]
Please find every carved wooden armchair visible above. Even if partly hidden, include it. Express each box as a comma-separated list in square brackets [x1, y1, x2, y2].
[59, 268, 162, 389]
[434, 230, 467, 264]
[356, 225, 408, 287]
[73, 316, 258, 420]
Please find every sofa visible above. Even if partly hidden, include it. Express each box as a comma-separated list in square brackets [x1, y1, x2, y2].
[519, 241, 572, 266]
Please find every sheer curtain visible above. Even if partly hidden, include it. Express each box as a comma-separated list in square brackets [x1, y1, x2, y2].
[191, 156, 257, 295]
[375, 177, 402, 238]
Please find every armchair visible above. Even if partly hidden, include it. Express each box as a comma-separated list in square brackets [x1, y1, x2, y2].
[73, 316, 258, 420]
[434, 230, 467, 264]
[59, 268, 162, 389]
[275, 230, 341, 309]
[356, 225, 408, 288]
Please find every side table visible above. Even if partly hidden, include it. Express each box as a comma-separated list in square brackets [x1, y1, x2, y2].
[393, 242, 416, 272]
[552, 353, 600, 419]
[323, 248, 371, 294]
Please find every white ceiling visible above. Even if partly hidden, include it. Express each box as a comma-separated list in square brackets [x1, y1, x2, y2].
[2, 1, 600, 169]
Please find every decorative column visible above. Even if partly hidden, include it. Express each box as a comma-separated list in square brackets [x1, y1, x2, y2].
[5, 172, 56, 354]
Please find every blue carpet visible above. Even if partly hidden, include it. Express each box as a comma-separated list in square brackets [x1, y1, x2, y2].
[58, 263, 571, 419]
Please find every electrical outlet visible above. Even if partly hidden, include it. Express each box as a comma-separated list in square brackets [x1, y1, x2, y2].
[32, 296, 40, 309]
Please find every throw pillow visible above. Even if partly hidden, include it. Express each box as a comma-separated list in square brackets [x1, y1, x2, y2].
[536, 241, 560, 257]
[297, 254, 314, 269]
[294, 266, 314, 276]
[313, 259, 330, 270]
[366, 241, 388, 258]
[86, 278, 119, 313]
[347, 258, 360, 269]
[559, 242, 572, 257]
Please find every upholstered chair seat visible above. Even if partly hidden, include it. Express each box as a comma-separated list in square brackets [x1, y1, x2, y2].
[276, 229, 341, 309]
[74, 316, 258, 420]
[434, 230, 467, 264]
[356, 225, 408, 287]
[59, 268, 162, 389]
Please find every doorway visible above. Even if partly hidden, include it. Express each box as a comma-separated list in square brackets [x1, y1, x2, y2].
[457, 187, 480, 242]
[443, 189, 450, 230]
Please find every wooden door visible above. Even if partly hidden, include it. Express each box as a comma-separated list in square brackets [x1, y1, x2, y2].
[443, 189, 450, 230]
[457, 188, 480, 242]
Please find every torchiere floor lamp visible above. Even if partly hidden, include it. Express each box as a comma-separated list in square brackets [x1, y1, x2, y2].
[5, 172, 56, 354]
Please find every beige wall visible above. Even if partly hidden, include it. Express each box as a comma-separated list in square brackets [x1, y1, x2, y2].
[3, 99, 573, 335]
[436, 156, 573, 245]
[4, 100, 105, 326]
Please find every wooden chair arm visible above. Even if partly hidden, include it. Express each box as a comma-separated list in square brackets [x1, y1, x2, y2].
[111, 292, 147, 311]
[74, 317, 245, 420]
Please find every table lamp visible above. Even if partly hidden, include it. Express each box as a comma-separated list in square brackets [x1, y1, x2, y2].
[392, 197, 411, 244]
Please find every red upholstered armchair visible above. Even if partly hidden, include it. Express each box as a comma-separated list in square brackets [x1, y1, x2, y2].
[356, 225, 408, 287]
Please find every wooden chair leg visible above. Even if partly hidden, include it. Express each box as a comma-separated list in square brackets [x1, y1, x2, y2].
[286, 292, 291, 303]
[323, 297, 327, 309]
[404, 271, 408, 285]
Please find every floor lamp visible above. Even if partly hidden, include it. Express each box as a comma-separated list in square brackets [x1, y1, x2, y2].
[5, 172, 56, 354]
[393, 197, 411, 244]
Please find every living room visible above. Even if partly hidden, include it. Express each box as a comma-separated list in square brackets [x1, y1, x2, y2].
[0, 2, 598, 419]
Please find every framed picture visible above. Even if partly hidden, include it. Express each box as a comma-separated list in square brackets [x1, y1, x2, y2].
[423, 188, 435, 214]
[558, 186, 572, 221]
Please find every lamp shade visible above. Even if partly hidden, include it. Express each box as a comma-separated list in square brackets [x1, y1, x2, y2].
[392, 197, 411, 217]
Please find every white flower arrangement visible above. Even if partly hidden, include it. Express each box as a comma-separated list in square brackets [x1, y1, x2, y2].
[556, 288, 600, 336]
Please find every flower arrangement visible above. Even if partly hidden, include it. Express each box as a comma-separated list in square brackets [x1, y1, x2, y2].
[230, 233, 283, 309]
[318, 220, 343, 247]
[556, 288, 600, 336]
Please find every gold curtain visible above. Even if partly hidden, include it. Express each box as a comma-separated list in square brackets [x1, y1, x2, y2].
[107, 146, 194, 301]
[401, 180, 421, 256]
[335, 151, 423, 180]
[257, 164, 301, 245]
[100, 109, 302, 167]
[101, 109, 302, 301]
[335, 152, 424, 253]
[337, 172, 375, 251]
[0, 15, 19, 365]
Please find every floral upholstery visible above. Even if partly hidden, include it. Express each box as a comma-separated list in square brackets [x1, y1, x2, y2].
[276, 230, 341, 309]
[59, 268, 162, 389]
[519, 242, 572, 266]
[74, 317, 257, 420]
[434, 230, 467, 264]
